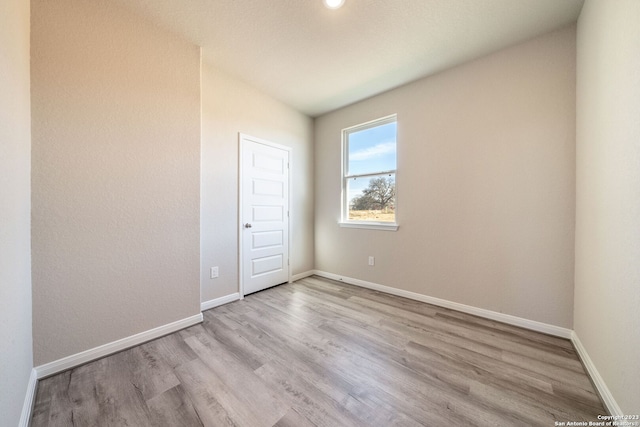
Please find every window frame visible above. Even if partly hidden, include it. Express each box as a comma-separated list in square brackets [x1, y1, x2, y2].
[340, 114, 399, 231]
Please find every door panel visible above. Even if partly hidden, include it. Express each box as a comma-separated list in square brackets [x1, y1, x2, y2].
[252, 231, 284, 249]
[252, 205, 283, 222]
[251, 254, 284, 276]
[253, 179, 283, 197]
[241, 135, 290, 295]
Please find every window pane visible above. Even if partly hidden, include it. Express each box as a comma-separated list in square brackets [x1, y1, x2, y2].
[347, 173, 396, 222]
[347, 121, 397, 176]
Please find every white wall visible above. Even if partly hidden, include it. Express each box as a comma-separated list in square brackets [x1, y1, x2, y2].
[200, 64, 314, 303]
[31, 0, 201, 365]
[575, 0, 640, 414]
[315, 26, 576, 328]
[0, 0, 33, 423]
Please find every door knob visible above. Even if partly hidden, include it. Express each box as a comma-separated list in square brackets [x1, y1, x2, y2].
[244, 223, 252, 228]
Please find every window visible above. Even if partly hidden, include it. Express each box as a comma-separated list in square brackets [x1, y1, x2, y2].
[341, 114, 398, 230]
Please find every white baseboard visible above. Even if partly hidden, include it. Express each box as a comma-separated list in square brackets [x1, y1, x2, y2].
[571, 331, 622, 416]
[312, 270, 573, 339]
[201, 293, 240, 311]
[19, 368, 37, 427]
[35, 313, 203, 379]
[291, 270, 315, 282]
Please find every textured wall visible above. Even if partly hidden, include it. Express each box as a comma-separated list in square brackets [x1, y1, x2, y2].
[200, 64, 314, 303]
[315, 26, 576, 328]
[575, 0, 640, 413]
[0, 0, 33, 423]
[31, 0, 201, 365]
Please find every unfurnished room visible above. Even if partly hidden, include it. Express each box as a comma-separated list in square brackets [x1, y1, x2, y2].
[1, 0, 639, 425]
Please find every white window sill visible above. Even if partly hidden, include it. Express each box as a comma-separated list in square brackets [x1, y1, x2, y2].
[339, 222, 399, 231]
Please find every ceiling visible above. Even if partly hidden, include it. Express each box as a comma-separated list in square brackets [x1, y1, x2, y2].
[116, 0, 584, 117]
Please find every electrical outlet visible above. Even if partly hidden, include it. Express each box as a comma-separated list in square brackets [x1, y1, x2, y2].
[210, 266, 219, 278]
[368, 256, 375, 266]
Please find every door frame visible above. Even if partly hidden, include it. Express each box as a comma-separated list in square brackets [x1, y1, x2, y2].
[238, 133, 292, 299]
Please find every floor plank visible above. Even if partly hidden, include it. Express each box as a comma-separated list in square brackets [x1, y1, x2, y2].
[31, 276, 607, 426]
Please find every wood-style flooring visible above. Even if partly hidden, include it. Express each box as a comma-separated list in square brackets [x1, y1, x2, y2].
[31, 276, 607, 426]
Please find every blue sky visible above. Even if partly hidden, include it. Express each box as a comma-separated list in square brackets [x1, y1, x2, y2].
[348, 121, 397, 175]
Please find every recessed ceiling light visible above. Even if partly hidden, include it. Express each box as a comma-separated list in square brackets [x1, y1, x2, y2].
[323, 0, 345, 10]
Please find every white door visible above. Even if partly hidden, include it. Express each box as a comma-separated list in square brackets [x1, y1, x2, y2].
[240, 134, 290, 296]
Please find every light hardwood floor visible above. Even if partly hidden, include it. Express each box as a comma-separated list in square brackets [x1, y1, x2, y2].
[31, 276, 607, 426]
